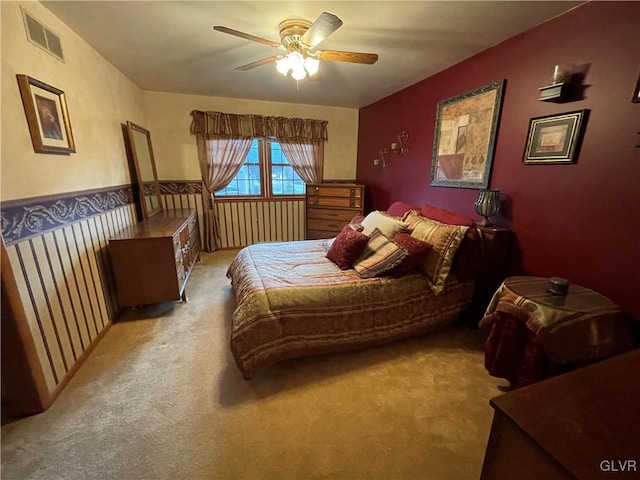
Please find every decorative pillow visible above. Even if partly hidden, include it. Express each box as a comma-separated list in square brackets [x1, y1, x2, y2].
[404, 211, 469, 294]
[326, 224, 369, 269]
[386, 201, 418, 218]
[353, 229, 408, 278]
[420, 203, 475, 227]
[417, 204, 480, 282]
[351, 214, 366, 225]
[360, 210, 409, 238]
[389, 232, 432, 277]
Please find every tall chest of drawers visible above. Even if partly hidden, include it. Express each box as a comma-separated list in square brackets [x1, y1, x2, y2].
[108, 209, 201, 307]
[306, 183, 365, 240]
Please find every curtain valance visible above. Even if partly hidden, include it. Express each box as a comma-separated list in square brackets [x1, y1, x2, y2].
[190, 110, 328, 141]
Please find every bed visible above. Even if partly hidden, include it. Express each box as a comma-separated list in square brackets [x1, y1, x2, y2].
[226, 202, 483, 378]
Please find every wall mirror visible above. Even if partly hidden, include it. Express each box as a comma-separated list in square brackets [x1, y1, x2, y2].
[125, 121, 162, 219]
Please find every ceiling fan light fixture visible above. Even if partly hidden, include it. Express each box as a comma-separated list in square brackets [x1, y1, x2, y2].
[276, 57, 290, 76]
[288, 51, 304, 69]
[274, 51, 318, 80]
[291, 65, 307, 80]
[304, 56, 319, 76]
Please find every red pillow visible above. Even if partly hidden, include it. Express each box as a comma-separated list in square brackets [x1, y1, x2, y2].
[326, 225, 369, 269]
[390, 232, 432, 277]
[420, 203, 474, 227]
[387, 201, 419, 218]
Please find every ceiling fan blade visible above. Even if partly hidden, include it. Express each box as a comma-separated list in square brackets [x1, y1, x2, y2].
[318, 50, 378, 65]
[236, 56, 279, 71]
[213, 26, 281, 48]
[300, 12, 343, 48]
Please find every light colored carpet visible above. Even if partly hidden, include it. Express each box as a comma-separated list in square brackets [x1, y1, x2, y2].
[1, 250, 505, 480]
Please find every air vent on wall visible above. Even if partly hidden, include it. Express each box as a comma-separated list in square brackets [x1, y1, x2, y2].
[21, 7, 64, 62]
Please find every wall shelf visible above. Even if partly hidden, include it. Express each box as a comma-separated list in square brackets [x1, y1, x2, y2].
[538, 82, 572, 102]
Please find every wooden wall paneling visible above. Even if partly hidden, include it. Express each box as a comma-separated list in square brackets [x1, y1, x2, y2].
[211, 198, 305, 249]
[59, 225, 93, 348]
[49, 229, 84, 361]
[33, 234, 76, 371]
[78, 221, 110, 328]
[1, 191, 136, 417]
[1, 238, 51, 418]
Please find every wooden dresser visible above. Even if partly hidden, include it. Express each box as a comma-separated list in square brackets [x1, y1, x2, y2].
[306, 183, 365, 240]
[109, 209, 201, 307]
[480, 349, 640, 480]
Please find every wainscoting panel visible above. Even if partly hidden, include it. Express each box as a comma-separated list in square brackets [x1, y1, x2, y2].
[215, 198, 305, 249]
[1, 187, 136, 402]
[159, 181, 205, 248]
[158, 181, 304, 250]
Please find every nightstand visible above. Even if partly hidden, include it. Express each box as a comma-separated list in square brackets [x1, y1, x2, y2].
[466, 226, 515, 324]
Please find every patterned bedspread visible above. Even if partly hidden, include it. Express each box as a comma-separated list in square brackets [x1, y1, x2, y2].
[226, 239, 474, 378]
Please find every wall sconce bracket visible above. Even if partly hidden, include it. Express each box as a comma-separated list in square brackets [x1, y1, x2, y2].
[391, 131, 409, 155]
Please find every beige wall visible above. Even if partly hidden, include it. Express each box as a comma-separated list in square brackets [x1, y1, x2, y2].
[143, 91, 359, 182]
[1, 1, 146, 201]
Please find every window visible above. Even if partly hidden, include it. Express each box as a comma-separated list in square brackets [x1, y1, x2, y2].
[216, 139, 305, 197]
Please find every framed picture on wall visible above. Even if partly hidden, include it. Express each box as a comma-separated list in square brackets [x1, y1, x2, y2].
[523, 110, 589, 165]
[430, 80, 505, 189]
[16, 74, 76, 154]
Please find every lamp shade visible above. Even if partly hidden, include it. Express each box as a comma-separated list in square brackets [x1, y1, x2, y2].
[475, 189, 500, 225]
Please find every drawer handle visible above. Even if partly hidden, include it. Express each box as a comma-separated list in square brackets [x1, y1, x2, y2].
[349, 199, 355, 207]
[314, 186, 319, 192]
[350, 189, 356, 196]
[327, 223, 338, 228]
[328, 213, 338, 217]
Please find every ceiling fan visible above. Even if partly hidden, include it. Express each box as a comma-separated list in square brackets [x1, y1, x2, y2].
[213, 12, 378, 80]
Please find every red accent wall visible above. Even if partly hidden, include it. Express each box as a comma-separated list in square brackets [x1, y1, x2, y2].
[357, 2, 640, 319]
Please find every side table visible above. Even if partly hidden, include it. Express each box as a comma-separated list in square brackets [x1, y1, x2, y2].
[480, 276, 633, 387]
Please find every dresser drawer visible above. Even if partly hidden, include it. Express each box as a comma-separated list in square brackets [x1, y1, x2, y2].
[307, 218, 350, 232]
[173, 232, 182, 254]
[307, 229, 339, 240]
[307, 207, 357, 222]
[306, 195, 362, 208]
[307, 185, 363, 198]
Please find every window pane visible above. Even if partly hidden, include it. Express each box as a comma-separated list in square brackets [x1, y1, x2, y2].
[270, 142, 305, 196]
[215, 139, 261, 196]
[271, 143, 286, 165]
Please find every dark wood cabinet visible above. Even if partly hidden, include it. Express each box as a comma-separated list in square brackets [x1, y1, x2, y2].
[480, 349, 640, 480]
[466, 226, 515, 323]
[108, 209, 201, 308]
[306, 183, 365, 239]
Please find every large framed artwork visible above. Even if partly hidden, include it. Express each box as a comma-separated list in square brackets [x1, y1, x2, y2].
[16, 74, 76, 154]
[523, 110, 588, 165]
[430, 80, 505, 189]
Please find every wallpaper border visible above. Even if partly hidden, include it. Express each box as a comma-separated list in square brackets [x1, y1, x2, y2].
[158, 180, 202, 195]
[1, 185, 133, 246]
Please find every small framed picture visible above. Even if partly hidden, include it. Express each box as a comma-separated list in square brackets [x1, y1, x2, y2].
[523, 110, 588, 165]
[16, 74, 76, 154]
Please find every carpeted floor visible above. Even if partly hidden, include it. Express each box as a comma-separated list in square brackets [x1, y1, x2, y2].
[1, 250, 505, 480]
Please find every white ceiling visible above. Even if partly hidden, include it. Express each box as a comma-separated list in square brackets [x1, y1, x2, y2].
[42, 1, 583, 109]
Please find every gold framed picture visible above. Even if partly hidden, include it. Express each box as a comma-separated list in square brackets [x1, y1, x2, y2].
[16, 74, 76, 154]
[523, 110, 588, 165]
[430, 80, 505, 189]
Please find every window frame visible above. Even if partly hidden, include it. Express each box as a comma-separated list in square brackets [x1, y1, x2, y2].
[214, 137, 305, 199]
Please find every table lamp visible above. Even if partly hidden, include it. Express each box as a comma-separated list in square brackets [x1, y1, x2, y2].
[475, 189, 500, 226]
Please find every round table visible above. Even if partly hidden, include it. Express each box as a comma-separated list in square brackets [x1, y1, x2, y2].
[480, 276, 633, 387]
